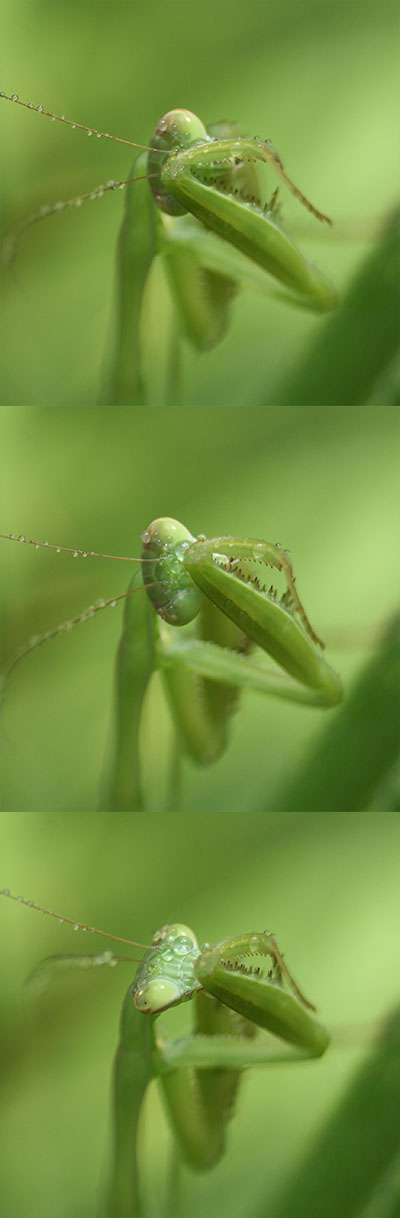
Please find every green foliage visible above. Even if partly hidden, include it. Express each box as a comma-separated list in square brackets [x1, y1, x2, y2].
[279, 619, 400, 812]
[268, 1007, 400, 1218]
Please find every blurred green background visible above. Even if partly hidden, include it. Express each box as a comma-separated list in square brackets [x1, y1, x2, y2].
[1, 812, 400, 1218]
[1, 405, 398, 812]
[0, 0, 398, 407]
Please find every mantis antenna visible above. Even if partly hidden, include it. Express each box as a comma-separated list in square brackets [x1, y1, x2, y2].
[0, 91, 165, 154]
[0, 92, 167, 259]
[0, 531, 165, 682]
[0, 532, 156, 563]
[0, 889, 152, 950]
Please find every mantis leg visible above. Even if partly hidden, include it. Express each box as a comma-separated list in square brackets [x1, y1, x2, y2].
[153, 992, 257, 1171]
[155, 1028, 317, 1072]
[183, 537, 342, 705]
[25, 949, 120, 1000]
[158, 211, 237, 351]
[194, 933, 330, 1057]
[24, 953, 152, 1216]
[162, 138, 335, 310]
[158, 633, 340, 708]
[155, 605, 248, 765]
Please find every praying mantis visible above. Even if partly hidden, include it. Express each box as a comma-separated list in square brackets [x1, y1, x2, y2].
[0, 519, 342, 811]
[1, 93, 336, 404]
[0, 889, 330, 1218]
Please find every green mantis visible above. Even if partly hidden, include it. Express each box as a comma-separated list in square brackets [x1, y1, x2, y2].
[1, 94, 336, 404]
[0, 890, 329, 1218]
[1, 519, 342, 810]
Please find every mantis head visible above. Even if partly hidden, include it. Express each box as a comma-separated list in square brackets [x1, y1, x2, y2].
[140, 517, 203, 626]
[147, 109, 208, 215]
[132, 922, 201, 1014]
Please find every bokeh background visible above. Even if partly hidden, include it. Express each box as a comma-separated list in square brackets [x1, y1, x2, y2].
[1, 0, 398, 407]
[1, 812, 400, 1218]
[1, 406, 398, 813]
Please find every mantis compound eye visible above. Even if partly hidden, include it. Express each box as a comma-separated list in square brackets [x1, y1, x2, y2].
[162, 923, 198, 953]
[141, 517, 203, 626]
[133, 977, 182, 1014]
[148, 109, 208, 215]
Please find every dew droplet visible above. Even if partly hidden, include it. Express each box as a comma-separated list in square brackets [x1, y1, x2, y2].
[73, 550, 79, 557]
[107, 179, 116, 189]
[73, 924, 79, 931]
[37, 105, 44, 113]
[174, 935, 192, 955]
[18, 535, 25, 542]
[11, 94, 19, 102]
